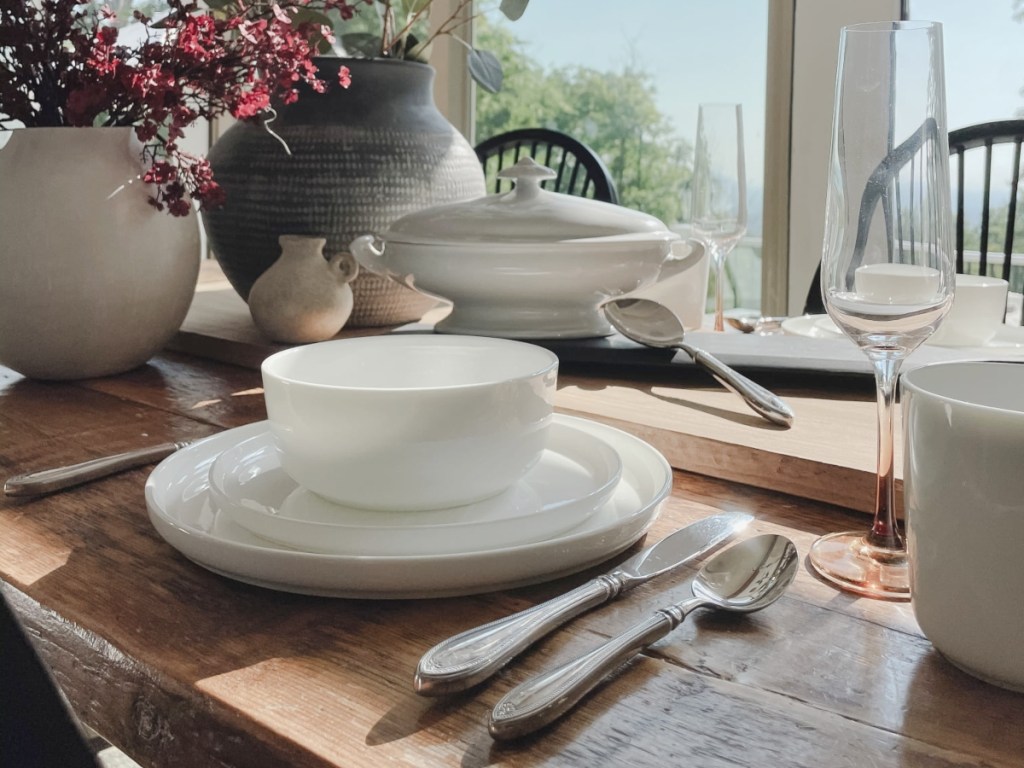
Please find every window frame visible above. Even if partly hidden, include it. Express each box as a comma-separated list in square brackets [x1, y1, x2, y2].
[433, 0, 903, 315]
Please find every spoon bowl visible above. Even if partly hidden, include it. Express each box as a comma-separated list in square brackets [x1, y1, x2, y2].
[603, 298, 795, 427]
[488, 533, 799, 739]
[691, 533, 799, 611]
[725, 315, 786, 334]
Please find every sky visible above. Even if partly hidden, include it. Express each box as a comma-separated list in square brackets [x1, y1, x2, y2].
[488, 1, 769, 180]
[487, 0, 1024, 203]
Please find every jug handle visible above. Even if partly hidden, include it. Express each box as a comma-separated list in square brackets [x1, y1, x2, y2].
[328, 251, 360, 284]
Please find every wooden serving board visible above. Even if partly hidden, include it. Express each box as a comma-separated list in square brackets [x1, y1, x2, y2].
[170, 288, 887, 515]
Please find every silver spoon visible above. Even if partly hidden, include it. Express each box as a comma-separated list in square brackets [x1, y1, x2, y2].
[603, 298, 794, 427]
[488, 533, 799, 740]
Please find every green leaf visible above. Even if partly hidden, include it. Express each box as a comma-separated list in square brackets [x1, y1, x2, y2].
[499, 0, 530, 21]
[290, 8, 334, 28]
[340, 31, 383, 58]
[468, 48, 503, 93]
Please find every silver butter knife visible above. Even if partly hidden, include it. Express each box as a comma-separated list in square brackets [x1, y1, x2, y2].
[414, 511, 753, 696]
[3, 442, 193, 497]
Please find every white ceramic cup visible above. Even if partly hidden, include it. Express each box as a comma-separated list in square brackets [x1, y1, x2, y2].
[261, 335, 558, 511]
[926, 274, 1008, 347]
[902, 361, 1024, 691]
[853, 263, 942, 304]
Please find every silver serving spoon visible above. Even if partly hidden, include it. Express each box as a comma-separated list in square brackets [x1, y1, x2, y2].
[603, 298, 794, 427]
[489, 533, 799, 740]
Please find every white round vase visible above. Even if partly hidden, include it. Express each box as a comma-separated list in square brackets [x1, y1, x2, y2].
[0, 127, 201, 380]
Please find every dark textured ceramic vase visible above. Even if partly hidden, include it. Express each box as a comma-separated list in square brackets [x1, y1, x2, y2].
[203, 57, 485, 327]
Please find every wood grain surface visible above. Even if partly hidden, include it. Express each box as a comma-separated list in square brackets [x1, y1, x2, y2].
[2, 355, 1022, 767]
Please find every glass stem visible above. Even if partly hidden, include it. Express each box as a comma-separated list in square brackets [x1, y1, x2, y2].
[867, 354, 904, 550]
[712, 248, 725, 332]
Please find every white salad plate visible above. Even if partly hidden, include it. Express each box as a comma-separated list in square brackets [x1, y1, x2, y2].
[145, 415, 672, 599]
[207, 418, 623, 556]
[783, 313, 1024, 352]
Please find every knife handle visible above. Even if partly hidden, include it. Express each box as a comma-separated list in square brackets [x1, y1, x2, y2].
[489, 597, 703, 740]
[415, 574, 627, 696]
[3, 442, 189, 497]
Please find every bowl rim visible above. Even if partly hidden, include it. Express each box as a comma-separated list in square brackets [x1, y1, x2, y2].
[261, 334, 559, 393]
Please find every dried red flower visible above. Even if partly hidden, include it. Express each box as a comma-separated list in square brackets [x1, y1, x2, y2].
[0, 0, 360, 215]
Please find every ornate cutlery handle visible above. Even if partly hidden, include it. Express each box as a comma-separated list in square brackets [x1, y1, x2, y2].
[3, 442, 189, 497]
[488, 598, 702, 740]
[415, 574, 629, 696]
[679, 342, 794, 428]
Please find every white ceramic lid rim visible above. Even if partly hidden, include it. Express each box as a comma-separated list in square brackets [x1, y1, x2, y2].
[378, 229, 680, 247]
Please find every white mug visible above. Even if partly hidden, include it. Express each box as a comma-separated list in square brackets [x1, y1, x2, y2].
[902, 361, 1024, 691]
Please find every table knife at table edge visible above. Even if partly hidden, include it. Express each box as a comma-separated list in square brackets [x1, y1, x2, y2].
[413, 511, 753, 696]
[3, 441, 194, 497]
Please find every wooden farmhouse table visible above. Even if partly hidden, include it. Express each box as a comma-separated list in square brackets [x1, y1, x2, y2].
[2, 290, 1023, 767]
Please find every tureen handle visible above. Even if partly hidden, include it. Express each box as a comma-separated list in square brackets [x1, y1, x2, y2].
[349, 234, 390, 278]
[497, 157, 558, 201]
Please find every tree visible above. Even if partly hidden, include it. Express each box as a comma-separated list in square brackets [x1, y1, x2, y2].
[963, 204, 1024, 291]
[474, 17, 691, 225]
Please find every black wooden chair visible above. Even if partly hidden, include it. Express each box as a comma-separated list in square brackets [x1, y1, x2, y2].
[474, 128, 620, 203]
[804, 119, 1024, 318]
[949, 120, 1024, 280]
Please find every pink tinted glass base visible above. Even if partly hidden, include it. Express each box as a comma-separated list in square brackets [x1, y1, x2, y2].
[808, 530, 910, 601]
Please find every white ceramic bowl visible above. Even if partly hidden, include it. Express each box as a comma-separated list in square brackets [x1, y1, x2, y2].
[349, 157, 678, 339]
[853, 263, 943, 304]
[261, 335, 558, 511]
[902, 361, 1024, 691]
[927, 274, 1009, 347]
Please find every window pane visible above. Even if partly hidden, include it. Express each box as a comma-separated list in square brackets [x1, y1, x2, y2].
[907, 0, 1024, 127]
[474, 1, 769, 312]
[907, 0, 1024, 302]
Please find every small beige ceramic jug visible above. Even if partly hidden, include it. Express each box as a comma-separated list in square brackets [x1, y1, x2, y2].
[248, 235, 359, 343]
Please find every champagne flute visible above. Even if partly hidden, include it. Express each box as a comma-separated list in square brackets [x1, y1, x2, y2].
[809, 21, 955, 600]
[691, 103, 747, 332]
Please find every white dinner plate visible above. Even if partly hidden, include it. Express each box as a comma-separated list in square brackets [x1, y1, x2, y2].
[145, 415, 672, 599]
[784, 313, 1024, 355]
[781, 314, 845, 339]
[207, 418, 623, 556]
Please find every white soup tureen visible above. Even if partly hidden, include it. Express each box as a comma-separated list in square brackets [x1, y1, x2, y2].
[349, 157, 682, 339]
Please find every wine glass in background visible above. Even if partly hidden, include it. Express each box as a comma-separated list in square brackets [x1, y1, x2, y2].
[809, 20, 955, 600]
[691, 103, 747, 332]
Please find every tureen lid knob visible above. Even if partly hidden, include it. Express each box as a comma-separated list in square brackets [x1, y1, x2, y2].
[497, 157, 558, 200]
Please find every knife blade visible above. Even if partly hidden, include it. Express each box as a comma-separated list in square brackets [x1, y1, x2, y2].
[413, 511, 752, 696]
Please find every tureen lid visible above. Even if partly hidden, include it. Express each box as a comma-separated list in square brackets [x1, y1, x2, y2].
[381, 157, 673, 245]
